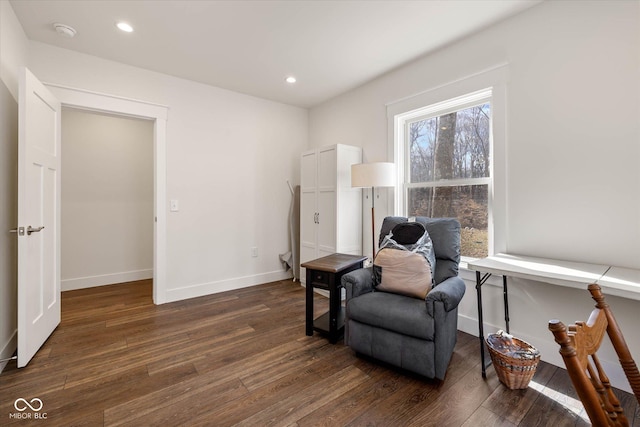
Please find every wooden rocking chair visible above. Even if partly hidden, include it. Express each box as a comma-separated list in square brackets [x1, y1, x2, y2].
[549, 284, 640, 426]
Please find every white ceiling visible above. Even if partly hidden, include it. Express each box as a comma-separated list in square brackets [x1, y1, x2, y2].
[10, 0, 541, 108]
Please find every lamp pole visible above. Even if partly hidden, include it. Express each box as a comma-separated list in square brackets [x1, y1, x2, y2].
[371, 186, 376, 261]
[350, 162, 396, 264]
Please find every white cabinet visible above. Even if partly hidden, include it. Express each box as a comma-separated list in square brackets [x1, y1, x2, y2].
[300, 144, 362, 282]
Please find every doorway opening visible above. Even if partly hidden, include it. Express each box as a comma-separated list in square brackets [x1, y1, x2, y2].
[45, 82, 168, 304]
[61, 108, 154, 293]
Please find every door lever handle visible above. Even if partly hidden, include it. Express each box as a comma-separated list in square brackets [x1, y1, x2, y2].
[27, 226, 44, 235]
[8, 226, 43, 236]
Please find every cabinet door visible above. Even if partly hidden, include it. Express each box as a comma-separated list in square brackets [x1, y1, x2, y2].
[317, 147, 336, 257]
[300, 149, 318, 267]
[317, 146, 336, 190]
[301, 150, 317, 190]
[300, 190, 317, 264]
[317, 188, 336, 258]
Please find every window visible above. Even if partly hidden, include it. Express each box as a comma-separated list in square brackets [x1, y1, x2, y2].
[406, 98, 491, 258]
[393, 89, 494, 259]
[388, 66, 507, 260]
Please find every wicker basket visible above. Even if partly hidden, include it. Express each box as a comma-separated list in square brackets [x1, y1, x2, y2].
[486, 332, 540, 390]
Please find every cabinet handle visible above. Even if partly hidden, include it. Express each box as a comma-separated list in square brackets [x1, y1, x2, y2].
[316, 212, 319, 224]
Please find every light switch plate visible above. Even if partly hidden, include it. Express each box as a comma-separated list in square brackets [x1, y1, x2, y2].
[170, 199, 179, 212]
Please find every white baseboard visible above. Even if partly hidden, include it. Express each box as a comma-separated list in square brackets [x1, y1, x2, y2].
[163, 270, 294, 303]
[61, 269, 153, 291]
[0, 329, 17, 373]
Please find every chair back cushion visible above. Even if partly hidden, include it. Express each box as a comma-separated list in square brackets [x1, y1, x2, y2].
[380, 217, 461, 285]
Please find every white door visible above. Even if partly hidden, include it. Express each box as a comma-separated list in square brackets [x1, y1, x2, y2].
[16, 68, 61, 367]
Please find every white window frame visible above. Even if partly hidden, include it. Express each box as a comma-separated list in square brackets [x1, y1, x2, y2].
[386, 65, 508, 260]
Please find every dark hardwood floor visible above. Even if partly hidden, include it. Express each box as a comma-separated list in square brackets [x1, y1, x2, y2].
[1, 279, 638, 426]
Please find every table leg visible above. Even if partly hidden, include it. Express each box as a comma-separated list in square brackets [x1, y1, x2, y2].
[503, 275, 510, 334]
[328, 274, 338, 343]
[476, 271, 487, 379]
[305, 269, 313, 336]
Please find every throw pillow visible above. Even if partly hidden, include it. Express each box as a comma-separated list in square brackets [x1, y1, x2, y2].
[374, 248, 433, 299]
[373, 222, 435, 299]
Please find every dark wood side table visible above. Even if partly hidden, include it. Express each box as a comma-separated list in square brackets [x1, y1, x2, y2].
[302, 253, 368, 343]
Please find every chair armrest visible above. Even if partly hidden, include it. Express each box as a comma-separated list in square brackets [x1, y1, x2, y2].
[425, 276, 466, 317]
[342, 267, 375, 300]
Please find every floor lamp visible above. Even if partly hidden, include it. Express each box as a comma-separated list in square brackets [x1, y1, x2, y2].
[351, 162, 396, 261]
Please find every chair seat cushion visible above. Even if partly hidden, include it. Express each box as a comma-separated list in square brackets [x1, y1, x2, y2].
[347, 291, 434, 340]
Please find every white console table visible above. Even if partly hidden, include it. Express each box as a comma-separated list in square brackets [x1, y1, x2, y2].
[466, 253, 640, 378]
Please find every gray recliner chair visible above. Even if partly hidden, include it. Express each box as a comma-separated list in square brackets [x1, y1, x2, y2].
[342, 216, 466, 380]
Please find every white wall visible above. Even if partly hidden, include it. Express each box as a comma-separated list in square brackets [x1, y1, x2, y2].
[26, 42, 308, 303]
[0, 76, 17, 369]
[0, 0, 28, 370]
[61, 109, 154, 290]
[0, 0, 27, 100]
[309, 0, 640, 391]
[1, 0, 306, 368]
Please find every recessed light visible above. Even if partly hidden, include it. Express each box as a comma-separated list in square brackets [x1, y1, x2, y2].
[116, 22, 134, 33]
[285, 76, 297, 84]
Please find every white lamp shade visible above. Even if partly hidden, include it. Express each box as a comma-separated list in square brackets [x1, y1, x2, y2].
[351, 162, 396, 188]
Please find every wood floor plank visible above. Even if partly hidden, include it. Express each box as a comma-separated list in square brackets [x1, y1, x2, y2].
[107, 377, 247, 427]
[1, 278, 636, 426]
[406, 361, 502, 427]
[233, 365, 370, 427]
[297, 366, 409, 427]
[62, 333, 194, 389]
[340, 330, 482, 426]
[238, 337, 333, 391]
[619, 387, 640, 427]
[3, 363, 199, 426]
[461, 405, 517, 427]
[192, 344, 357, 426]
[518, 366, 591, 426]
[103, 365, 242, 425]
[481, 357, 557, 424]
[105, 331, 326, 424]
[191, 323, 303, 375]
[344, 374, 437, 426]
[145, 326, 256, 376]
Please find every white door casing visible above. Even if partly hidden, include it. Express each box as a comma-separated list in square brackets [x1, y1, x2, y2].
[42, 82, 168, 304]
[17, 68, 61, 367]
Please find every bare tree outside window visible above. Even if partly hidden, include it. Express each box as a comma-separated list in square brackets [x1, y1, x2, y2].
[407, 103, 490, 258]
